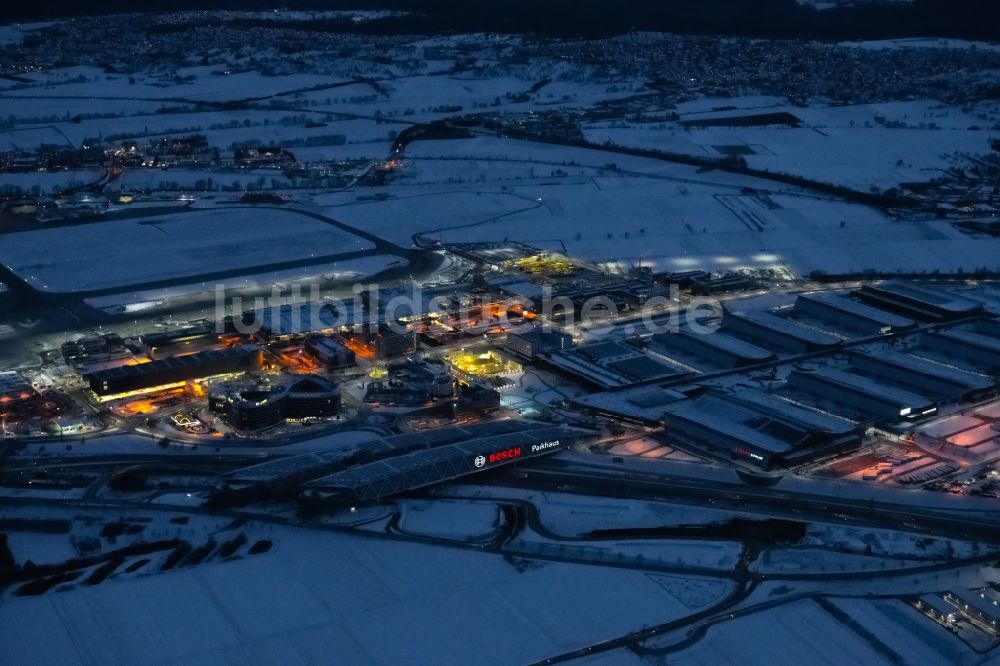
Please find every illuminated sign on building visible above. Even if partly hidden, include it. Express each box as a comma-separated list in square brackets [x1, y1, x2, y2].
[473, 440, 563, 469]
[488, 447, 522, 464]
[734, 447, 765, 462]
[530, 440, 561, 453]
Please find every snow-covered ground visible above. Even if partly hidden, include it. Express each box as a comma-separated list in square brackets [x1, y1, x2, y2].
[397, 499, 499, 541]
[0, 522, 711, 665]
[11, 428, 383, 460]
[83, 254, 407, 313]
[0, 207, 373, 292]
[315, 135, 995, 276]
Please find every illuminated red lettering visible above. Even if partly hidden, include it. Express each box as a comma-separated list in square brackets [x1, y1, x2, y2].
[488, 447, 522, 464]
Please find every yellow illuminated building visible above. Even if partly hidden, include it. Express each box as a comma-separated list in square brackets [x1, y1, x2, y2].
[512, 252, 575, 275]
[445, 350, 522, 380]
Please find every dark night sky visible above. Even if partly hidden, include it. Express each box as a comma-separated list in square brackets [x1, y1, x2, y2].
[1, 0, 998, 41]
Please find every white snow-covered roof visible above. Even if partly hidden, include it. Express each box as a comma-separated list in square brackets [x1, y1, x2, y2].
[855, 349, 994, 390]
[727, 309, 842, 346]
[797, 291, 915, 328]
[793, 366, 935, 409]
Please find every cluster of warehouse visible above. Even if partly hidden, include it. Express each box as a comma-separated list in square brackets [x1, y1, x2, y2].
[564, 282, 1000, 470]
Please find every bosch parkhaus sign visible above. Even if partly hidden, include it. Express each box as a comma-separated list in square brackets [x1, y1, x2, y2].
[472, 440, 563, 468]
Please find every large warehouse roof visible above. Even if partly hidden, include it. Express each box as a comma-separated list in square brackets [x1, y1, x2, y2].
[726, 310, 842, 347]
[854, 349, 994, 391]
[677, 328, 774, 361]
[662, 394, 804, 454]
[931, 329, 1000, 355]
[722, 389, 858, 435]
[872, 281, 981, 313]
[796, 292, 915, 329]
[857, 281, 982, 320]
[87, 346, 259, 383]
[793, 366, 935, 409]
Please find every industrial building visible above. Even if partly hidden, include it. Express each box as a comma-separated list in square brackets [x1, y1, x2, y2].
[0, 371, 33, 403]
[921, 329, 1000, 369]
[86, 346, 264, 398]
[945, 590, 1000, 628]
[452, 383, 502, 420]
[360, 323, 418, 359]
[723, 309, 842, 353]
[62, 333, 127, 367]
[548, 340, 693, 389]
[139, 322, 217, 357]
[648, 328, 775, 368]
[300, 424, 594, 509]
[850, 349, 995, 402]
[286, 375, 341, 418]
[915, 596, 957, 624]
[445, 349, 522, 384]
[209, 374, 340, 429]
[237, 302, 360, 341]
[690, 274, 757, 296]
[856, 281, 982, 321]
[788, 366, 937, 421]
[505, 328, 573, 360]
[212, 386, 288, 430]
[662, 389, 860, 469]
[304, 335, 356, 370]
[794, 292, 916, 335]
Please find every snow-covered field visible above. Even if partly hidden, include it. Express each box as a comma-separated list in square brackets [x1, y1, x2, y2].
[584, 99, 995, 191]
[324, 136, 990, 275]
[0, 523, 708, 665]
[397, 499, 499, 540]
[0, 207, 374, 292]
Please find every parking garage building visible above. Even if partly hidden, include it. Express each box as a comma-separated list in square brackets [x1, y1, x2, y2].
[300, 425, 595, 508]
